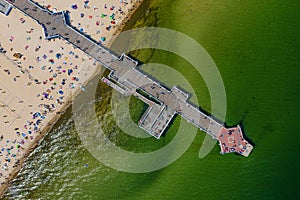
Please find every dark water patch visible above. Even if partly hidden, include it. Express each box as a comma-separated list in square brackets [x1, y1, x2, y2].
[129, 96, 149, 124]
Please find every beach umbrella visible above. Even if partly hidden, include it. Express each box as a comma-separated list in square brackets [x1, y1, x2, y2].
[69, 83, 76, 89]
[71, 4, 78, 10]
[100, 37, 106, 42]
[19, 18, 25, 23]
[56, 53, 62, 59]
[110, 14, 115, 20]
[68, 69, 73, 75]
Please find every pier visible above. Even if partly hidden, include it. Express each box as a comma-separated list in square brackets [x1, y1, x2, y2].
[0, 0, 12, 16]
[3, 0, 253, 157]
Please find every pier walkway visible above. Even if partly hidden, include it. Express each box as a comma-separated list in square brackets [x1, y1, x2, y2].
[0, 0, 12, 16]
[3, 0, 253, 157]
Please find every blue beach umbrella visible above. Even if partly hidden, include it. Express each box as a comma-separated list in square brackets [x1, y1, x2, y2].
[71, 4, 78, 10]
[56, 53, 62, 59]
[100, 37, 106, 42]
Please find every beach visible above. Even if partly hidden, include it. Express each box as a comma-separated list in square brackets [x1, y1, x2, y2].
[0, 0, 298, 199]
[0, 0, 142, 196]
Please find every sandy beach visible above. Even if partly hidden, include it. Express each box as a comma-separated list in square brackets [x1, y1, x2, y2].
[0, 0, 142, 196]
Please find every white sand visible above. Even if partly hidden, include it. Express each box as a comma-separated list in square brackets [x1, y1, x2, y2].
[0, 0, 142, 196]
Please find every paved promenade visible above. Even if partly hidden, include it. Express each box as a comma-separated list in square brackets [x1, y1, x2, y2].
[4, 0, 253, 157]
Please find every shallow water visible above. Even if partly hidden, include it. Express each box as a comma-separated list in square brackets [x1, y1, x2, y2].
[3, 0, 300, 199]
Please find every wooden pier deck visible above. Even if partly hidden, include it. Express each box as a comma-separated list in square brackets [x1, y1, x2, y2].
[0, 0, 12, 16]
[3, 0, 253, 157]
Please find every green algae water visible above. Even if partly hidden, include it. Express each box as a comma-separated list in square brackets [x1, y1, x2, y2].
[3, 0, 300, 199]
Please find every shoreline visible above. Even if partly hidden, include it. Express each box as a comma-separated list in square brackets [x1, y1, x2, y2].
[0, 63, 103, 197]
[108, 0, 145, 47]
[0, 0, 144, 197]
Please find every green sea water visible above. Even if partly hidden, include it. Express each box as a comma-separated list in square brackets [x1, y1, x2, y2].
[3, 0, 300, 199]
